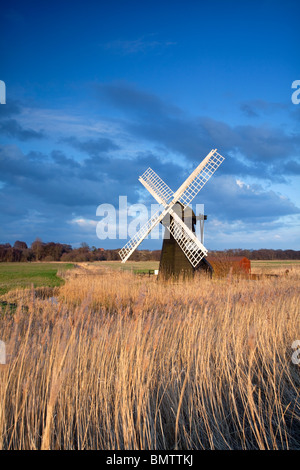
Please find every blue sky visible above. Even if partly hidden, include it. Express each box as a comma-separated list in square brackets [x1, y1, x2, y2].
[0, 0, 299, 250]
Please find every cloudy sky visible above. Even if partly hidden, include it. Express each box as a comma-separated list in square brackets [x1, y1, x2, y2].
[1, 0, 299, 250]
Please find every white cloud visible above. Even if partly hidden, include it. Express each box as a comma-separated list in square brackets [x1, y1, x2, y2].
[70, 218, 98, 228]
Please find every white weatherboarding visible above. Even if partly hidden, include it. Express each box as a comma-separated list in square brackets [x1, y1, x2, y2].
[119, 149, 225, 268]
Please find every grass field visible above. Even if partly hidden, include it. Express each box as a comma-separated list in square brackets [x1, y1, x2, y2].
[251, 260, 300, 273]
[82, 259, 300, 276]
[0, 260, 297, 297]
[0, 260, 299, 450]
[0, 262, 74, 296]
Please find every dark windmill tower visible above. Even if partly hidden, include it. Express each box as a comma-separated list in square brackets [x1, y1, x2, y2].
[159, 204, 212, 279]
[119, 149, 225, 279]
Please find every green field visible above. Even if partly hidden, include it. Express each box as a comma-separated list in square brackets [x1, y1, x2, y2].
[0, 262, 74, 296]
[251, 260, 300, 266]
[250, 259, 300, 273]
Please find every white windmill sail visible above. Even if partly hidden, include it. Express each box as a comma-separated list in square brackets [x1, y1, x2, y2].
[140, 149, 224, 209]
[139, 167, 174, 206]
[166, 209, 208, 267]
[119, 206, 166, 263]
[119, 148, 225, 265]
[176, 149, 225, 208]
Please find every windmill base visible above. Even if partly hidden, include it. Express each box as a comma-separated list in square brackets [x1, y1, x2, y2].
[158, 234, 213, 280]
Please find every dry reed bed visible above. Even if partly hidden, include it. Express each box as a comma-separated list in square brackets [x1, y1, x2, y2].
[0, 269, 299, 449]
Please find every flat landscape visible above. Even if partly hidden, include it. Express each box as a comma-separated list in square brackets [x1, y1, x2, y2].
[0, 259, 299, 295]
[0, 260, 299, 450]
[251, 260, 300, 273]
[0, 262, 74, 296]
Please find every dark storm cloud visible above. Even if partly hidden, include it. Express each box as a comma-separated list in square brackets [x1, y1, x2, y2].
[0, 141, 189, 245]
[0, 145, 109, 206]
[51, 150, 81, 169]
[0, 145, 55, 182]
[230, 124, 300, 162]
[1, 142, 298, 229]
[97, 82, 182, 119]
[201, 176, 300, 224]
[0, 143, 184, 209]
[284, 160, 300, 174]
[96, 82, 300, 177]
[63, 136, 120, 157]
[129, 112, 300, 167]
[240, 100, 288, 118]
[81, 150, 185, 190]
[0, 99, 22, 118]
[240, 103, 259, 118]
[1, 86, 299, 247]
[0, 118, 45, 141]
[0, 99, 46, 141]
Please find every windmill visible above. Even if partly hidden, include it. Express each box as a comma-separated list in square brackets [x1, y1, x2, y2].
[119, 149, 225, 279]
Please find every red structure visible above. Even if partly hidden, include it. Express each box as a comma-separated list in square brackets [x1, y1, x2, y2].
[230, 256, 251, 275]
[206, 255, 251, 277]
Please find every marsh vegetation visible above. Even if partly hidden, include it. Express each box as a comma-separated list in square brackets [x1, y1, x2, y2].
[0, 262, 299, 449]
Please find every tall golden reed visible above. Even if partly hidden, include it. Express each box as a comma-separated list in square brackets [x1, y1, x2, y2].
[0, 266, 299, 449]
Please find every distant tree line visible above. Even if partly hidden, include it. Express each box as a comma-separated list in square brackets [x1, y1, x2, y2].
[0, 238, 162, 262]
[0, 239, 299, 262]
[209, 248, 300, 260]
